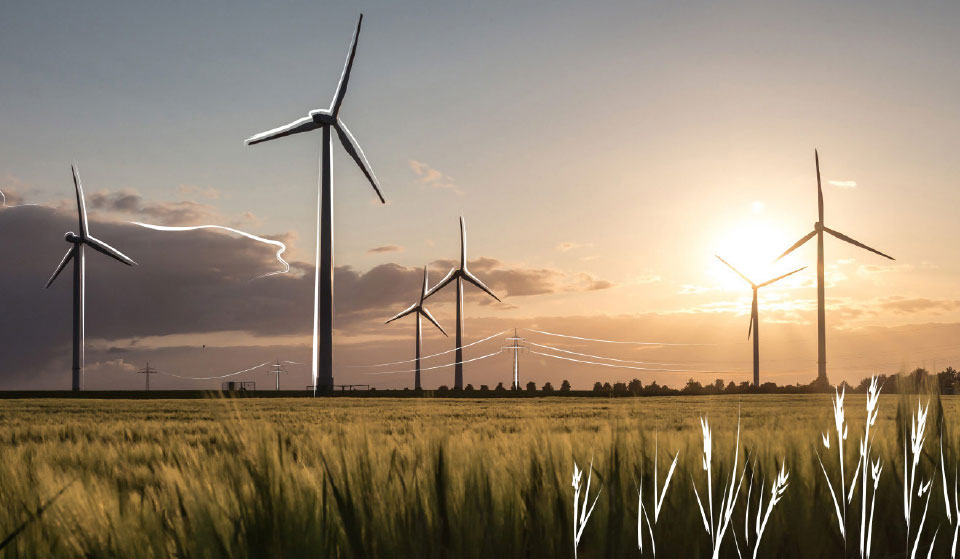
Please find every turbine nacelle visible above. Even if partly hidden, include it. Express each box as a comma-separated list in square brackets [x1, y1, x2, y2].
[65, 232, 82, 243]
[309, 110, 336, 125]
[244, 14, 385, 204]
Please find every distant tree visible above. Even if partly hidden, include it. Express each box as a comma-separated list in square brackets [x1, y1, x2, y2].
[683, 379, 703, 395]
[495, 382, 506, 393]
[542, 381, 555, 393]
[438, 385, 449, 392]
[613, 382, 628, 394]
[593, 381, 604, 392]
[643, 380, 661, 396]
[724, 381, 738, 394]
[628, 378, 642, 396]
[560, 380, 572, 393]
[526, 381, 537, 392]
[602, 382, 613, 392]
[479, 384, 490, 392]
[465, 383, 475, 391]
[939, 367, 959, 395]
[760, 382, 778, 393]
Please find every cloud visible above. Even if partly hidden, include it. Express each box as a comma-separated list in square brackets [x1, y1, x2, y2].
[177, 184, 221, 200]
[408, 160, 462, 194]
[557, 241, 593, 252]
[828, 180, 857, 188]
[88, 188, 222, 225]
[367, 245, 403, 254]
[877, 296, 960, 315]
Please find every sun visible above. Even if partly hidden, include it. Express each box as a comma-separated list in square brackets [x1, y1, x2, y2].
[708, 218, 806, 291]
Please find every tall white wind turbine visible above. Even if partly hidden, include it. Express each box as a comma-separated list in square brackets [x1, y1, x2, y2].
[245, 14, 384, 391]
[45, 165, 137, 391]
[425, 217, 500, 389]
[776, 150, 894, 385]
[385, 267, 447, 390]
[715, 255, 804, 387]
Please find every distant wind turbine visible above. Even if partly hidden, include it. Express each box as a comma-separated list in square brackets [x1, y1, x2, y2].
[715, 255, 804, 387]
[425, 217, 500, 389]
[776, 150, 894, 384]
[385, 267, 448, 390]
[45, 165, 137, 391]
[245, 14, 384, 391]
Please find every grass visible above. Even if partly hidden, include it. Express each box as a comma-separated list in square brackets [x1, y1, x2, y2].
[0, 394, 956, 558]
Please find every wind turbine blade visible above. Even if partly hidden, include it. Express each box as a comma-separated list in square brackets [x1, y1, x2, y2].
[715, 255, 754, 287]
[748, 299, 757, 340]
[385, 303, 417, 324]
[459, 216, 467, 269]
[419, 266, 430, 303]
[774, 230, 816, 262]
[420, 307, 448, 337]
[85, 236, 137, 266]
[245, 116, 317, 145]
[816, 149, 824, 224]
[335, 120, 384, 203]
[45, 247, 75, 288]
[757, 266, 807, 288]
[822, 227, 894, 260]
[72, 165, 88, 238]
[747, 311, 753, 340]
[424, 267, 458, 300]
[330, 14, 363, 115]
[463, 268, 501, 302]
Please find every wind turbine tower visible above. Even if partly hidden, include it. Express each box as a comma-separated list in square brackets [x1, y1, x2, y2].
[385, 267, 447, 390]
[45, 165, 137, 391]
[425, 217, 501, 389]
[715, 256, 805, 386]
[776, 151, 894, 384]
[245, 14, 384, 392]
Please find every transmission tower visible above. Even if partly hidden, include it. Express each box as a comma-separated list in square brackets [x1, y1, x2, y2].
[502, 329, 527, 390]
[137, 362, 158, 391]
[269, 359, 288, 391]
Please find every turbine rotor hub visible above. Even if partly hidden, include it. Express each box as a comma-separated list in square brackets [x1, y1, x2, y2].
[64, 232, 82, 243]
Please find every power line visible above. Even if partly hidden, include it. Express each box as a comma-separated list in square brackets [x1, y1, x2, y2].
[346, 330, 509, 368]
[524, 328, 713, 346]
[364, 350, 503, 376]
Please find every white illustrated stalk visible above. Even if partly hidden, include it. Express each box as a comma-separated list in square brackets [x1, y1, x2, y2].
[904, 399, 937, 559]
[818, 375, 883, 559]
[636, 435, 679, 557]
[693, 414, 747, 559]
[572, 458, 602, 559]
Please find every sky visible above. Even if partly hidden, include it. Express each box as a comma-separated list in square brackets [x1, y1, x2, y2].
[2, 0, 959, 390]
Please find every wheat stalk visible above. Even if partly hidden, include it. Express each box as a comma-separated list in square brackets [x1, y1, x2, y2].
[636, 435, 679, 557]
[572, 457, 602, 559]
[693, 413, 747, 559]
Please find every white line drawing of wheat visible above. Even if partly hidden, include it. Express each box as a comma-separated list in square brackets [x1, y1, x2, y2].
[904, 398, 938, 558]
[693, 413, 746, 559]
[635, 434, 679, 557]
[741, 460, 789, 559]
[572, 457, 602, 559]
[818, 375, 883, 558]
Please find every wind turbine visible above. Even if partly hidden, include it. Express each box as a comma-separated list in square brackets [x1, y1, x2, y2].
[245, 14, 384, 392]
[425, 217, 500, 389]
[776, 150, 894, 384]
[45, 165, 137, 391]
[715, 255, 804, 387]
[385, 267, 448, 390]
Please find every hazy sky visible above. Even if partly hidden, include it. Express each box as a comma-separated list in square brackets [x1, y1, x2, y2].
[2, 1, 959, 390]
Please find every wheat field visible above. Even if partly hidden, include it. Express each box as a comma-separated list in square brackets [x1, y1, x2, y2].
[0, 393, 955, 558]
